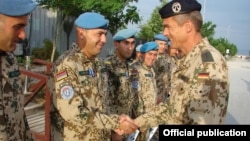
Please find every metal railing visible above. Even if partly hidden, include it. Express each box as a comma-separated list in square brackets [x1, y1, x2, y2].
[20, 58, 53, 141]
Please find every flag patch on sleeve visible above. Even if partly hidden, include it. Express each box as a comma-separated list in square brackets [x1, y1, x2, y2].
[56, 70, 68, 81]
[198, 73, 209, 79]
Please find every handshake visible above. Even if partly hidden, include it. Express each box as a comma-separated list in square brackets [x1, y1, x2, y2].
[114, 114, 139, 135]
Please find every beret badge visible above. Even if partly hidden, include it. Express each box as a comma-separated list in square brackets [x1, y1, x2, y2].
[172, 2, 181, 13]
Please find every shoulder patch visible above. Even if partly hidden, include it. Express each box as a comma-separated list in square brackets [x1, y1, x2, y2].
[201, 50, 214, 63]
[55, 70, 68, 81]
[60, 85, 74, 100]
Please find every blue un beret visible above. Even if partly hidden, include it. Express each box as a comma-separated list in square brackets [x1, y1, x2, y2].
[113, 29, 137, 41]
[140, 42, 158, 53]
[0, 0, 37, 16]
[75, 12, 109, 29]
[154, 34, 168, 42]
[136, 44, 143, 52]
[159, 0, 201, 19]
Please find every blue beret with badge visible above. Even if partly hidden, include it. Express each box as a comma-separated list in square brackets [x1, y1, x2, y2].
[113, 29, 137, 41]
[136, 44, 143, 52]
[159, 0, 201, 19]
[0, 0, 37, 16]
[154, 34, 168, 42]
[140, 42, 158, 53]
[75, 12, 109, 29]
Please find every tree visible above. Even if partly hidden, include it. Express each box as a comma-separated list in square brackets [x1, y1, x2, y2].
[37, 0, 141, 35]
[137, 0, 168, 41]
[201, 21, 216, 41]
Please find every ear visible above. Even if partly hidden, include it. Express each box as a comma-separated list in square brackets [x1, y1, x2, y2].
[114, 41, 119, 49]
[77, 28, 85, 38]
[185, 20, 193, 33]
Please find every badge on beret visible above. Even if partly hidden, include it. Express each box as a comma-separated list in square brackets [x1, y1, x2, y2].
[60, 85, 74, 100]
[172, 2, 181, 13]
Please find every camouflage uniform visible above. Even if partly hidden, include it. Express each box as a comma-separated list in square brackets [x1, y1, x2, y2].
[105, 54, 139, 141]
[0, 52, 33, 141]
[153, 53, 171, 103]
[104, 54, 138, 117]
[136, 38, 229, 130]
[130, 61, 158, 141]
[49, 43, 119, 141]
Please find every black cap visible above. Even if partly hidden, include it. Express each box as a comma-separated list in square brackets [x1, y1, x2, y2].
[159, 0, 202, 19]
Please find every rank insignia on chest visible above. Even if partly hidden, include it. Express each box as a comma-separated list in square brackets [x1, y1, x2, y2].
[55, 70, 68, 81]
[198, 73, 209, 79]
[178, 74, 189, 82]
[8, 70, 20, 78]
[60, 84, 74, 100]
[145, 73, 153, 77]
[79, 70, 90, 76]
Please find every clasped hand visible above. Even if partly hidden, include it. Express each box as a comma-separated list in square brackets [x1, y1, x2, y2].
[114, 114, 138, 135]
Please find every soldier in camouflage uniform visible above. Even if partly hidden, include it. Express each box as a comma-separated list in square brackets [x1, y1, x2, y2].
[153, 34, 171, 103]
[0, 0, 37, 140]
[104, 29, 138, 141]
[129, 42, 159, 141]
[133, 0, 229, 130]
[49, 12, 137, 141]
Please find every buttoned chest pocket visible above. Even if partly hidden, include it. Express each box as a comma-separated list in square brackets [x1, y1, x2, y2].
[78, 72, 95, 92]
[191, 79, 211, 98]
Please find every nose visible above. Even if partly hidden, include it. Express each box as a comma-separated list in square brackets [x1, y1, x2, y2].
[18, 28, 26, 40]
[101, 34, 107, 44]
[163, 28, 169, 37]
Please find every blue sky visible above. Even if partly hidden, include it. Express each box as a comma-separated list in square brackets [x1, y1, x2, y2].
[128, 0, 250, 55]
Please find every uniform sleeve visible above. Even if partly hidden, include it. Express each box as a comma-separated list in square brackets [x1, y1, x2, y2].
[135, 102, 169, 131]
[50, 60, 120, 131]
[187, 59, 229, 124]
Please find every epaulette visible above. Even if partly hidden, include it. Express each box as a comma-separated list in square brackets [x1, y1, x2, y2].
[201, 50, 214, 63]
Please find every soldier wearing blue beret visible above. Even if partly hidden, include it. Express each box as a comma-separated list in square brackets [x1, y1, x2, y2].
[75, 12, 109, 29]
[153, 33, 171, 107]
[49, 13, 138, 141]
[0, 0, 37, 140]
[154, 34, 168, 42]
[140, 41, 158, 53]
[113, 29, 137, 41]
[133, 0, 229, 138]
[130, 41, 159, 141]
[105, 28, 138, 140]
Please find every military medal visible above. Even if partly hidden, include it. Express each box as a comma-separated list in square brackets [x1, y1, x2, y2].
[88, 68, 95, 77]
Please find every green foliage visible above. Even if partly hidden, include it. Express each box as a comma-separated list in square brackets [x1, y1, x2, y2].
[16, 56, 26, 65]
[210, 38, 238, 56]
[201, 21, 216, 40]
[31, 39, 60, 61]
[37, 0, 141, 34]
[137, 1, 168, 40]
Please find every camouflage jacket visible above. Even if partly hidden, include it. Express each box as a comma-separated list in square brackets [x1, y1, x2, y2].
[136, 38, 229, 130]
[153, 53, 171, 102]
[130, 62, 158, 141]
[130, 62, 157, 117]
[49, 43, 119, 141]
[0, 52, 33, 141]
[104, 54, 138, 118]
